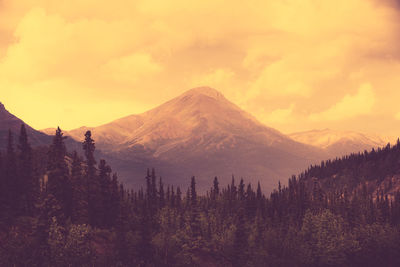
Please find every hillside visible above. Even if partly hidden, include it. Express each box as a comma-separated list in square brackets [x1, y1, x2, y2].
[299, 140, 400, 198]
[0, 102, 51, 149]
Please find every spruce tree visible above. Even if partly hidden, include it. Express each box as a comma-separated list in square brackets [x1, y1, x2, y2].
[238, 178, 245, 201]
[70, 151, 88, 224]
[212, 176, 219, 200]
[176, 186, 182, 209]
[4, 130, 18, 221]
[190, 176, 197, 207]
[159, 177, 165, 208]
[109, 173, 120, 227]
[189, 176, 201, 238]
[47, 127, 71, 221]
[98, 159, 112, 228]
[256, 181, 262, 201]
[17, 124, 36, 216]
[82, 130, 99, 226]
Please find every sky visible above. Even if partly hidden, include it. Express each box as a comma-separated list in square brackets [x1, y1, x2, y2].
[1, 0, 400, 135]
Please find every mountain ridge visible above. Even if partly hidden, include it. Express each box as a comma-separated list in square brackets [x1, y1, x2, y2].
[0, 101, 51, 149]
[289, 128, 395, 157]
[54, 87, 326, 191]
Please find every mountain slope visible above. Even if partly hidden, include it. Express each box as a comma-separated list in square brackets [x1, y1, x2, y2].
[66, 87, 326, 192]
[0, 102, 51, 149]
[301, 140, 400, 201]
[0, 102, 87, 158]
[289, 129, 394, 157]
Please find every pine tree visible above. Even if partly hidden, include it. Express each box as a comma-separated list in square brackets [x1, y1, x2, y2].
[231, 175, 237, 201]
[98, 159, 112, 228]
[47, 127, 71, 221]
[4, 130, 17, 220]
[189, 176, 201, 238]
[82, 130, 99, 226]
[256, 181, 262, 201]
[17, 124, 36, 216]
[70, 151, 88, 224]
[212, 176, 219, 201]
[159, 177, 165, 208]
[109, 173, 120, 227]
[238, 178, 245, 201]
[190, 176, 197, 207]
[151, 168, 157, 208]
[176, 186, 182, 209]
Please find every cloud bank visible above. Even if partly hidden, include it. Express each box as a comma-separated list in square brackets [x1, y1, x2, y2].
[0, 0, 399, 135]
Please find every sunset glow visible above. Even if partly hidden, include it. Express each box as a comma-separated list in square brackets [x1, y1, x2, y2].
[1, 0, 400, 135]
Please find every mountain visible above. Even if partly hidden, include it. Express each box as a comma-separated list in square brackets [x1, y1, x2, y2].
[0, 102, 51, 149]
[289, 129, 394, 157]
[301, 139, 400, 201]
[64, 87, 326, 192]
[0, 102, 87, 158]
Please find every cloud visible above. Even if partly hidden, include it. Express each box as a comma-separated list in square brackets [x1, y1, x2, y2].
[309, 83, 375, 122]
[263, 104, 295, 124]
[102, 53, 162, 84]
[190, 68, 235, 89]
[0, 0, 399, 133]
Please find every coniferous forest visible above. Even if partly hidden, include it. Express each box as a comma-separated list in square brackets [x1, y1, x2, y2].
[2, 125, 400, 267]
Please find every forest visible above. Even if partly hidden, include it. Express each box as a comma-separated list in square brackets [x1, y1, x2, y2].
[1, 125, 400, 266]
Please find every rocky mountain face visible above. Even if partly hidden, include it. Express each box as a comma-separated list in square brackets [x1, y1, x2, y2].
[62, 87, 326, 192]
[289, 128, 394, 157]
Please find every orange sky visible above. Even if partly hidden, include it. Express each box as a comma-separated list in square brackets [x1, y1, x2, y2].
[1, 0, 400, 135]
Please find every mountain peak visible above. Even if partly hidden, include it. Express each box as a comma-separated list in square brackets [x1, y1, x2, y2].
[181, 86, 225, 100]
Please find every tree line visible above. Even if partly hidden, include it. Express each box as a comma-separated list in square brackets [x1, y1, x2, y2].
[1, 125, 400, 266]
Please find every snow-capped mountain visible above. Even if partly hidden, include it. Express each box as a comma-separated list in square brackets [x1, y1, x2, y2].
[63, 87, 325, 191]
[289, 129, 395, 157]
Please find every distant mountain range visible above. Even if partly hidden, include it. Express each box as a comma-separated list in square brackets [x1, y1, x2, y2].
[1, 87, 396, 192]
[289, 129, 395, 157]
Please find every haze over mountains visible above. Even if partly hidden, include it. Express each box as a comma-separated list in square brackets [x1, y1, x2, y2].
[289, 129, 395, 157]
[41, 87, 326, 191]
[1, 87, 396, 192]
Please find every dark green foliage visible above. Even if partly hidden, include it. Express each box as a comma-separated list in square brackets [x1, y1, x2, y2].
[47, 127, 72, 221]
[2, 126, 400, 266]
[82, 130, 99, 227]
[70, 151, 88, 224]
[4, 130, 17, 221]
[17, 124, 37, 216]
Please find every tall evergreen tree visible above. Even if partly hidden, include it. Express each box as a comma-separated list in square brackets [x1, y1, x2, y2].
[4, 130, 18, 221]
[98, 159, 112, 228]
[18, 124, 36, 216]
[70, 151, 88, 224]
[212, 176, 219, 201]
[190, 176, 197, 207]
[176, 186, 182, 209]
[189, 176, 201, 238]
[82, 130, 99, 226]
[159, 177, 165, 208]
[47, 127, 71, 221]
